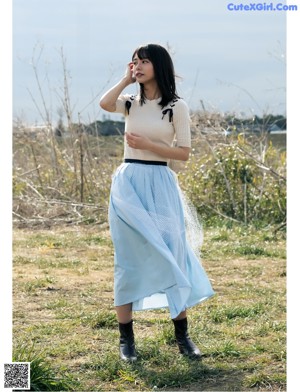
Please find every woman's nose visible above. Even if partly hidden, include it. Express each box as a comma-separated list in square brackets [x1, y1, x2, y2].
[135, 60, 142, 70]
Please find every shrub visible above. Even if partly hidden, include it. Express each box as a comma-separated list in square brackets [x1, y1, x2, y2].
[178, 133, 286, 227]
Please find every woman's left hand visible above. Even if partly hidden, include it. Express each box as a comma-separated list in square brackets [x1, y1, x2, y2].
[125, 132, 152, 150]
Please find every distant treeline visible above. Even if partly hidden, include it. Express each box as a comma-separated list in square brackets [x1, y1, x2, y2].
[53, 114, 286, 137]
[224, 114, 286, 133]
[55, 120, 125, 137]
[85, 120, 125, 136]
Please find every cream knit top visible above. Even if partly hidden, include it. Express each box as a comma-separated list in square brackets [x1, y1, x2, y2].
[114, 94, 191, 163]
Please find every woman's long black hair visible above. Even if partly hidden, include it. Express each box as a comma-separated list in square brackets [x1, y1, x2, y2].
[132, 44, 180, 108]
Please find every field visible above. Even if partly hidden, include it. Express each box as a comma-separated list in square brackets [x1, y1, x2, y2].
[12, 112, 287, 390]
[13, 224, 286, 391]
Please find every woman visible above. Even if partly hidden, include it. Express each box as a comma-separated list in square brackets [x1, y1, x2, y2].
[100, 43, 214, 361]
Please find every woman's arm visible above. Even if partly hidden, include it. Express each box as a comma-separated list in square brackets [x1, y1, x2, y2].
[125, 132, 190, 161]
[99, 63, 135, 112]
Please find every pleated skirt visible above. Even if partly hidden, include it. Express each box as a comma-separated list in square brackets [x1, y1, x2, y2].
[108, 162, 215, 319]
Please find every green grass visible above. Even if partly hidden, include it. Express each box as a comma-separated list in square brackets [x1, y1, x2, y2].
[13, 225, 286, 391]
[13, 343, 79, 391]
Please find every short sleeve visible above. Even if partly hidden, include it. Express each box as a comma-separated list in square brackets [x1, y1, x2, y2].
[172, 99, 191, 147]
[114, 94, 131, 115]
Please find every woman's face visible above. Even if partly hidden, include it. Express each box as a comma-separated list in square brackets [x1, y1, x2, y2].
[132, 55, 156, 84]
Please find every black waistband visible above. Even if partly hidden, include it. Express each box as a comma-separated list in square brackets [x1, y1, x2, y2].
[124, 159, 167, 166]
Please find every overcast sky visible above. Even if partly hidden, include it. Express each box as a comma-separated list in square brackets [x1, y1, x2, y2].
[13, 0, 288, 125]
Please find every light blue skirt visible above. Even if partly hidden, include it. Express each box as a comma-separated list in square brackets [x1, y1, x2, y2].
[108, 162, 215, 319]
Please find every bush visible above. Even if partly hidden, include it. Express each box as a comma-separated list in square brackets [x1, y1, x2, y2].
[178, 133, 286, 227]
[13, 130, 123, 227]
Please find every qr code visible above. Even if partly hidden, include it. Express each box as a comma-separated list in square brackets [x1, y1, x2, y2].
[4, 363, 30, 390]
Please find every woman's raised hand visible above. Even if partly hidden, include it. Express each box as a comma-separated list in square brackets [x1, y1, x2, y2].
[124, 62, 136, 84]
[99, 62, 136, 112]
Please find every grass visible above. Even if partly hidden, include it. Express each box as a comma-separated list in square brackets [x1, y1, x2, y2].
[13, 225, 286, 391]
[13, 343, 78, 391]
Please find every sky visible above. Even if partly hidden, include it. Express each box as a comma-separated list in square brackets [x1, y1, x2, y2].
[12, 0, 288, 126]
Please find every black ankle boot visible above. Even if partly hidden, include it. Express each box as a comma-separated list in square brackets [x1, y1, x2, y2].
[118, 320, 137, 361]
[172, 317, 202, 359]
